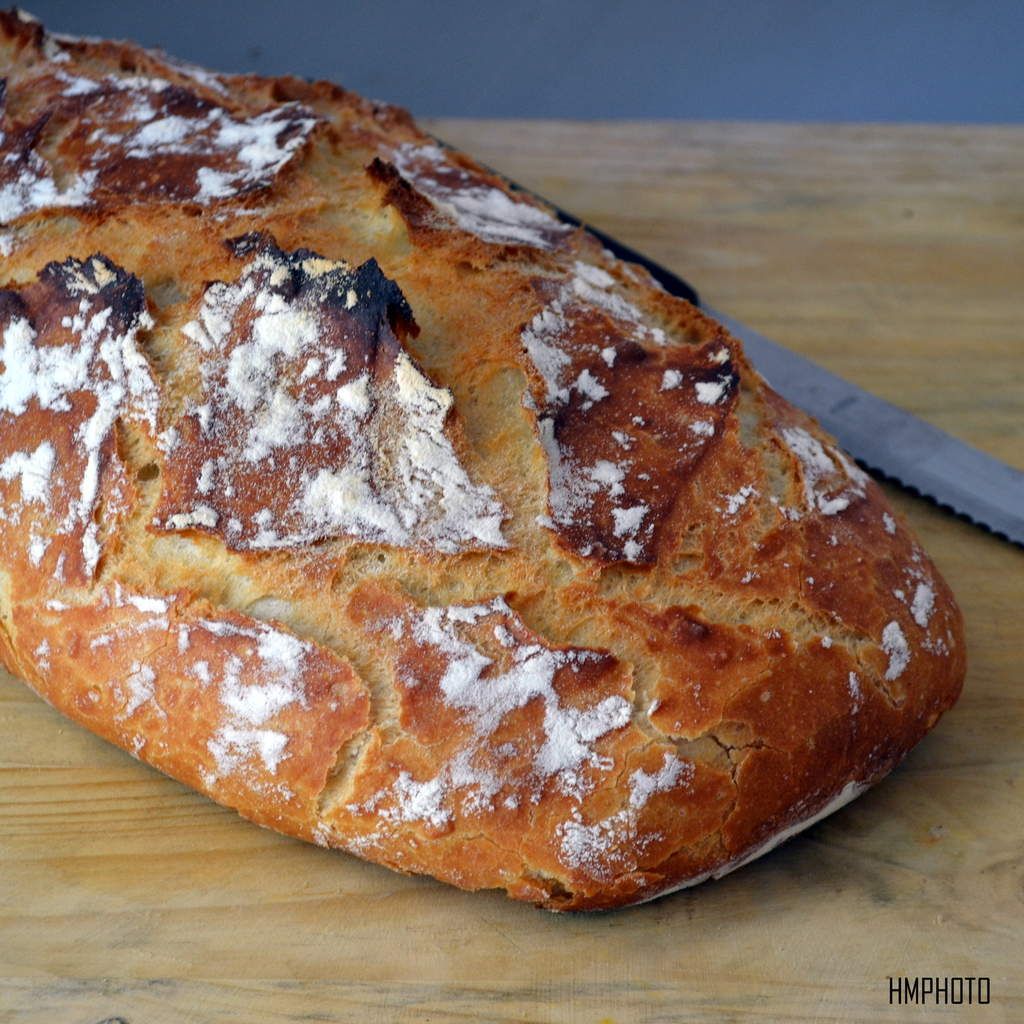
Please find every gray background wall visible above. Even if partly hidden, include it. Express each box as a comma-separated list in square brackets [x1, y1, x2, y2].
[22, 1, 1024, 122]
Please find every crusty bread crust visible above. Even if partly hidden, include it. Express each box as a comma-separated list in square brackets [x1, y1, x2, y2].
[0, 10, 964, 910]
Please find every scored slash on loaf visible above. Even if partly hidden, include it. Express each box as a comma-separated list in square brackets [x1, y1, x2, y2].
[0, 10, 963, 910]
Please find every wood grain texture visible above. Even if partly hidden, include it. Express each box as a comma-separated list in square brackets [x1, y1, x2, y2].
[2, 120, 1021, 1023]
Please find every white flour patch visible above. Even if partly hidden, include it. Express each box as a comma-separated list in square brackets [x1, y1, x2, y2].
[393, 143, 570, 248]
[881, 621, 910, 680]
[201, 618, 312, 779]
[557, 752, 694, 879]
[121, 663, 158, 718]
[1, 71, 318, 220]
[0, 441, 56, 505]
[354, 598, 631, 832]
[721, 484, 758, 517]
[910, 582, 935, 629]
[781, 426, 868, 517]
[695, 378, 729, 405]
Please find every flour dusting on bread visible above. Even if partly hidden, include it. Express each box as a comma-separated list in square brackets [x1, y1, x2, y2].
[392, 142, 570, 248]
[156, 236, 506, 553]
[0, 60, 318, 222]
[0, 255, 158, 580]
[520, 263, 739, 563]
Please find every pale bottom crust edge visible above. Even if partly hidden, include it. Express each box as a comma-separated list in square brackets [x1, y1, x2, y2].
[577, 779, 869, 912]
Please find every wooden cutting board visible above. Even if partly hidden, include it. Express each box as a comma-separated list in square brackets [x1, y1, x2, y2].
[2, 120, 1022, 1024]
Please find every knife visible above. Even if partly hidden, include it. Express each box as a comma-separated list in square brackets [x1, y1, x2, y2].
[442, 143, 1024, 547]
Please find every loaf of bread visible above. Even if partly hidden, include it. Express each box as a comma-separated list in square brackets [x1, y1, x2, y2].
[0, 10, 964, 910]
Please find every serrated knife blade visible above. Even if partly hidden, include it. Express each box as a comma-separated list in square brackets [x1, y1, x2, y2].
[432, 136, 1024, 545]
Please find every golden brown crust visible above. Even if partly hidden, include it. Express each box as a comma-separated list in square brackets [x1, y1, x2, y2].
[12, 585, 370, 835]
[0, 10, 965, 910]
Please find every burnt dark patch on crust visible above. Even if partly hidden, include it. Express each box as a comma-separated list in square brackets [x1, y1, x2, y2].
[0, 10, 43, 57]
[227, 230, 418, 339]
[38, 251, 148, 333]
[153, 234, 506, 555]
